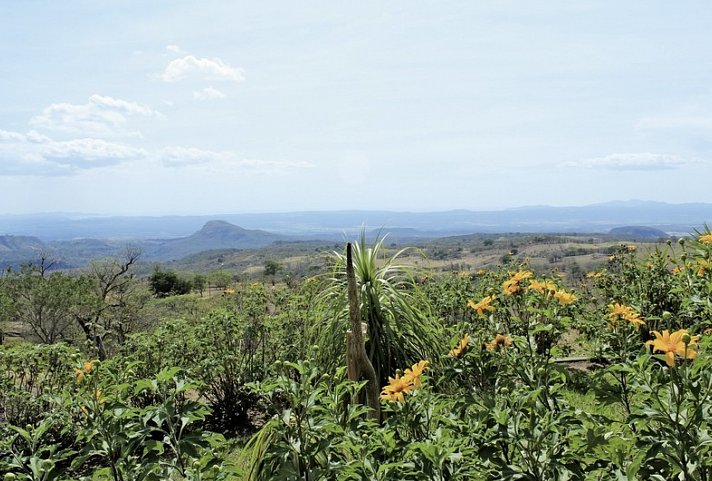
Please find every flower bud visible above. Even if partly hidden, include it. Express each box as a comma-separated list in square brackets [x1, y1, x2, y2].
[682, 333, 691, 345]
[662, 311, 672, 320]
[536, 367, 546, 377]
[5, 473, 18, 480]
[666, 239, 672, 246]
[678, 238, 685, 246]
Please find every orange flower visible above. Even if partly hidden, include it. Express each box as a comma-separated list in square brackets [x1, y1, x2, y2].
[74, 368, 85, 383]
[486, 334, 513, 351]
[646, 329, 700, 366]
[553, 290, 577, 305]
[467, 296, 496, 316]
[502, 270, 533, 295]
[608, 303, 645, 328]
[404, 360, 429, 388]
[380, 373, 415, 403]
[449, 333, 470, 357]
[528, 279, 556, 294]
[698, 233, 712, 245]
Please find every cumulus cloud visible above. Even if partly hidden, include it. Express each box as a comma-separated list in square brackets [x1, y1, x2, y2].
[193, 86, 226, 100]
[29, 95, 161, 137]
[563, 153, 692, 171]
[0, 129, 146, 176]
[161, 55, 245, 83]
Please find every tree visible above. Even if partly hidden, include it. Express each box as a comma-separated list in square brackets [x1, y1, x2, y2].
[192, 273, 207, 296]
[314, 232, 440, 387]
[149, 268, 192, 297]
[0, 261, 87, 344]
[74, 248, 143, 360]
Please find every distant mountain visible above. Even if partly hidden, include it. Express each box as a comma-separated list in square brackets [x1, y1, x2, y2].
[1, 200, 710, 242]
[145, 220, 287, 260]
[608, 226, 670, 240]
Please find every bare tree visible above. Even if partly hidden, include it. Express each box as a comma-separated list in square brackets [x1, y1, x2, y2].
[74, 247, 143, 360]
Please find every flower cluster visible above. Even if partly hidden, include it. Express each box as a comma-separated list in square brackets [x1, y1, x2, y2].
[646, 329, 700, 367]
[527, 279, 557, 294]
[74, 360, 96, 383]
[467, 296, 496, 316]
[698, 233, 712, 245]
[449, 333, 470, 358]
[502, 270, 533, 295]
[380, 360, 429, 403]
[608, 303, 645, 328]
[553, 290, 577, 305]
[486, 334, 513, 351]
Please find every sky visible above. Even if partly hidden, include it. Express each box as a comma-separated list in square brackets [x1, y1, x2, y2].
[1, 1, 711, 215]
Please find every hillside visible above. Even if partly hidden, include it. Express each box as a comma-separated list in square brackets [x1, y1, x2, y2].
[145, 220, 287, 261]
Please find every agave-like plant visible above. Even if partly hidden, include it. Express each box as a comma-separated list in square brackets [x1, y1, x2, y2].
[312, 231, 439, 387]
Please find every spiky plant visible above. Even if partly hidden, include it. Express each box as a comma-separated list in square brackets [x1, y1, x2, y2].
[312, 231, 439, 387]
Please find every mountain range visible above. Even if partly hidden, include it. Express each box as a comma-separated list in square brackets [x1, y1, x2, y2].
[0, 201, 710, 269]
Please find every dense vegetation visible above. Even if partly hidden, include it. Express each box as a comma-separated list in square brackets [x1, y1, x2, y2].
[1, 230, 711, 480]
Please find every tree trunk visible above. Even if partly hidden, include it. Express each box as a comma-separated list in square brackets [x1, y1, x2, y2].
[345, 243, 381, 422]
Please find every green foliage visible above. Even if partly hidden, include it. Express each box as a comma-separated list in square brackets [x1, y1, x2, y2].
[313, 232, 441, 386]
[148, 269, 192, 298]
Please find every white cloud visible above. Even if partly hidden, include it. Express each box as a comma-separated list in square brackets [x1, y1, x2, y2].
[161, 55, 245, 83]
[193, 86, 226, 100]
[0, 129, 146, 176]
[29, 95, 161, 137]
[157, 146, 314, 172]
[166, 44, 185, 54]
[563, 153, 692, 171]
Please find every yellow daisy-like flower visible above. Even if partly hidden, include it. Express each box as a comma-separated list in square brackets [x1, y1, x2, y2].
[467, 296, 496, 316]
[527, 279, 557, 294]
[553, 290, 577, 305]
[645, 329, 700, 366]
[485, 334, 513, 351]
[449, 333, 470, 358]
[698, 233, 712, 244]
[608, 303, 645, 328]
[83, 360, 95, 374]
[380, 373, 415, 403]
[74, 368, 85, 383]
[502, 270, 533, 295]
[586, 271, 603, 279]
[626, 244, 637, 252]
[608, 255, 616, 262]
[404, 360, 429, 388]
[697, 259, 711, 277]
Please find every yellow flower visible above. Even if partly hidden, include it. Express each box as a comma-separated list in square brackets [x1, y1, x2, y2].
[646, 329, 700, 366]
[83, 361, 95, 374]
[528, 279, 557, 294]
[608, 303, 645, 328]
[449, 333, 470, 357]
[608, 255, 616, 262]
[586, 271, 602, 279]
[74, 368, 85, 383]
[554, 290, 577, 305]
[698, 233, 712, 244]
[485, 334, 513, 351]
[626, 244, 637, 252]
[380, 373, 415, 403]
[697, 259, 711, 277]
[502, 270, 533, 295]
[467, 296, 496, 316]
[404, 360, 429, 388]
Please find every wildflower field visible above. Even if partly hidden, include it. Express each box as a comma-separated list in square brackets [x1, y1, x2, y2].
[1, 231, 712, 480]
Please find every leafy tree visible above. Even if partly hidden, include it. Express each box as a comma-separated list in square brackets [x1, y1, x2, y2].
[209, 270, 233, 290]
[192, 273, 207, 296]
[148, 268, 192, 297]
[0, 262, 88, 344]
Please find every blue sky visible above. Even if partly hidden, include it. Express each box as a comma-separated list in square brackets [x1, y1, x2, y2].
[1, 1, 711, 215]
